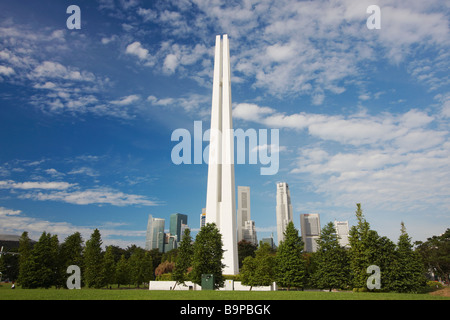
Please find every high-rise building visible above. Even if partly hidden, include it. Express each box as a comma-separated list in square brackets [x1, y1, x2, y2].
[242, 220, 257, 245]
[276, 182, 293, 245]
[164, 233, 177, 252]
[237, 186, 251, 242]
[205, 34, 239, 275]
[145, 215, 165, 252]
[200, 208, 206, 228]
[300, 213, 321, 252]
[170, 213, 188, 243]
[261, 235, 276, 249]
[180, 223, 189, 240]
[334, 220, 350, 248]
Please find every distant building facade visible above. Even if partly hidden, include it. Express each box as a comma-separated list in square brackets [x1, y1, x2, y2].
[242, 220, 257, 245]
[261, 235, 276, 249]
[145, 215, 165, 252]
[276, 182, 293, 245]
[170, 213, 188, 243]
[334, 220, 350, 248]
[200, 208, 206, 228]
[300, 213, 321, 252]
[237, 186, 256, 244]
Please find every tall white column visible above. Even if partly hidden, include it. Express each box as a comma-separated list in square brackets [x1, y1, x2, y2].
[205, 34, 239, 275]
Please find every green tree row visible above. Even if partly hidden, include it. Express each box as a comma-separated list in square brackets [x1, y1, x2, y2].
[238, 203, 432, 293]
[2, 203, 448, 292]
[13, 229, 158, 289]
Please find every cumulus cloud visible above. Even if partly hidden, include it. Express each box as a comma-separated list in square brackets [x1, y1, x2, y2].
[110, 94, 140, 106]
[0, 179, 159, 207]
[234, 101, 449, 214]
[125, 41, 153, 65]
[0, 180, 75, 190]
[21, 188, 159, 207]
[30, 61, 95, 82]
[0, 65, 15, 76]
[0, 206, 145, 248]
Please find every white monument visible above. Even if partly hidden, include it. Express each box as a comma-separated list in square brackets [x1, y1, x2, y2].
[205, 34, 239, 275]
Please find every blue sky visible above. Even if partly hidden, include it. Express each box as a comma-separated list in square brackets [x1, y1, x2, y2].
[0, 0, 449, 248]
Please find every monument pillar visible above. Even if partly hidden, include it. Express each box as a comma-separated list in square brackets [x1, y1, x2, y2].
[205, 34, 239, 275]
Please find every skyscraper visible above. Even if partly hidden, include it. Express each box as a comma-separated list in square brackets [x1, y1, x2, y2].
[200, 208, 206, 228]
[276, 182, 293, 245]
[145, 215, 165, 252]
[205, 34, 239, 275]
[300, 213, 321, 252]
[237, 186, 251, 242]
[334, 220, 350, 248]
[242, 220, 257, 245]
[170, 213, 188, 242]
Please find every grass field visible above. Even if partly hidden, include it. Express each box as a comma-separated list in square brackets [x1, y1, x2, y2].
[1, 284, 449, 300]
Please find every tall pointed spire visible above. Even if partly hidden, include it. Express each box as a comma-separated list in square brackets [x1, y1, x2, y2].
[205, 34, 239, 275]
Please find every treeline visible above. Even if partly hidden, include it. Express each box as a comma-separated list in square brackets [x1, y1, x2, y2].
[2, 229, 166, 289]
[1, 203, 448, 292]
[239, 204, 449, 293]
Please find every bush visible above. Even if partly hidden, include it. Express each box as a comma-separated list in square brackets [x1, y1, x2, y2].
[425, 281, 443, 292]
[156, 273, 172, 281]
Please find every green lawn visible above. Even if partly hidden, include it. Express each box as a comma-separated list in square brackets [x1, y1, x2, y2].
[1, 284, 448, 300]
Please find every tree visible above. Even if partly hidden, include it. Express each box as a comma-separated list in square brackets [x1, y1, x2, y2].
[191, 223, 224, 289]
[102, 246, 116, 286]
[17, 231, 33, 286]
[275, 222, 306, 290]
[312, 222, 350, 291]
[129, 247, 149, 287]
[389, 222, 426, 293]
[49, 234, 63, 288]
[372, 235, 397, 291]
[115, 254, 129, 288]
[172, 228, 194, 287]
[348, 203, 372, 289]
[238, 239, 257, 269]
[60, 232, 84, 270]
[142, 251, 154, 283]
[241, 242, 276, 290]
[83, 229, 104, 288]
[20, 232, 56, 288]
[147, 248, 163, 278]
[416, 228, 450, 284]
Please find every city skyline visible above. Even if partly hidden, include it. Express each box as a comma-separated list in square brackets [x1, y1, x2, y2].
[1, 0, 449, 248]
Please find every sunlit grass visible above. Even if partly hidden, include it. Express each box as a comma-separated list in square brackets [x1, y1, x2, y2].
[1, 284, 448, 300]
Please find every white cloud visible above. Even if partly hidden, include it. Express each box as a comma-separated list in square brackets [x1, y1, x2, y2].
[31, 61, 95, 82]
[147, 93, 209, 113]
[101, 35, 117, 45]
[233, 103, 275, 122]
[137, 7, 157, 22]
[163, 54, 178, 74]
[0, 207, 21, 216]
[0, 65, 15, 76]
[44, 168, 65, 177]
[68, 167, 99, 177]
[125, 41, 152, 63]
[0, 206, 145, 247]
[22, 188, 159, 207]
[0, 180, 75, 190]
[235, 101, 449, 216]
[110, 94, 140, 106]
